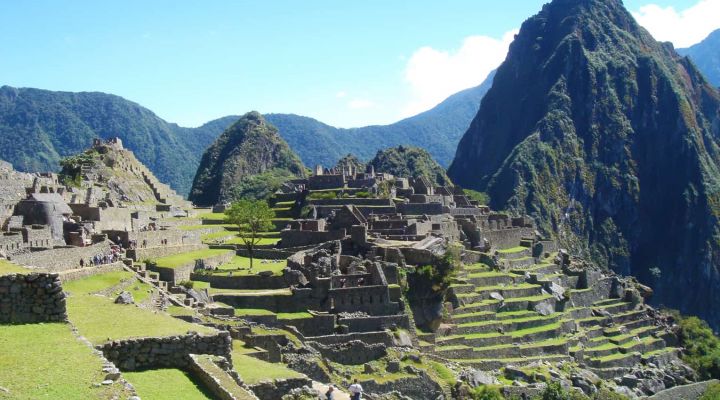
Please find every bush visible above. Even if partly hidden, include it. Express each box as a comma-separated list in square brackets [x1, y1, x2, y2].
[471, 385, 504, 400]
[535, 382, 588, 400]
[307, 191, 337, 200]
[700, 381, 720, 400]
[592, 388, 628, 400]
[463, 188, 491, 205]
[675, 315, 720, 379]
[178, 280, 194, 289]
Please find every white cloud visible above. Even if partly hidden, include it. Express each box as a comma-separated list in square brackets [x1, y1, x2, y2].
[401, 30, 516, 117]
[632, 0, 720, 48]
[335, 91, 347, 98]
[348, 99, 375, 110]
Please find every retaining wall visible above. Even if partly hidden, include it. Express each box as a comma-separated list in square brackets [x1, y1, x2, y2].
[0, 273, 67, 323]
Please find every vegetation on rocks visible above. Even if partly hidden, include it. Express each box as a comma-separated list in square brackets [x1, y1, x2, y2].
[189, 111, 306, 206]
[370, 145, 452, 186]
[447, 0, 720, 330]
[673, 314, 720, 379]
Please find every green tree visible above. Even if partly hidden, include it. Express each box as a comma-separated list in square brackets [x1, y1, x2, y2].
[700, 381, 720, 400]
[225, 200, 274, 270]
[674, 314, 720, 379]
[471, 385, 505, 400]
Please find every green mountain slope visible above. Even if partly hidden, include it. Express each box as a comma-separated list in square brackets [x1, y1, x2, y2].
[0, 76, 492, 197]
[448, 0, 720, 328]
[189, 112, 306, 206]
[370, 146, 451, 186]
[679, 29, 720, 87]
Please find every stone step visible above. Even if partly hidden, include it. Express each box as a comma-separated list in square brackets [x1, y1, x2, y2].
[476, 284, 544, 300]
[495, 247, 532, 260]
[451, 310, 497, 325]
[466, 272, 518, 287]
[500, 257, 535, 269]
[454, 299, 502, 314]
[448, 283, 476, 295]
[612, 310, 647, 325]
[457, 354, 572, 371]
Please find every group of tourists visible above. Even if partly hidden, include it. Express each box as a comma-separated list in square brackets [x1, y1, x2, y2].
[325, 379, 363, 400]
[79, 248, 122, 268]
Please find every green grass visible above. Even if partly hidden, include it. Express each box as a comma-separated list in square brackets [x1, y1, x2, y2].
[64, 272, 214, 344]
[153, 249, 233, 269]
[210, 288, 292, 296]
[234, 308, 275, 316]
[225, 237, 280, 246]
[231, 354, 304, 384]
[277, 311, 313, 320]
[496, 246, 528, 254]
[201, 230, 236, 242]
[208, 255, 287, 276]
[0, 258, 29, 274]
[198, 212, 227, 221]
[0, 323, 132, 399]
[124, 369, 214, 399]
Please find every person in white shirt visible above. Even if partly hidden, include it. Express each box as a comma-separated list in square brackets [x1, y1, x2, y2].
[348, 379, 363, 400]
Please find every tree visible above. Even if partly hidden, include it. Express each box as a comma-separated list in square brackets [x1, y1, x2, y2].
[225, 200, 274, 270]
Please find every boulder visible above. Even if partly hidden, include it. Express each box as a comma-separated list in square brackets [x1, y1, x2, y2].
[114, 291, 134, 305]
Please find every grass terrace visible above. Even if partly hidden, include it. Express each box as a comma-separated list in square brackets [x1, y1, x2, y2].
[124, 369, 214, 400]
[232, 354, 304, 384]
[0, 323, 133, 399]
[198, 212, 228, 221]
[0, 258, 30, 275]
[204, 255, 287, 276]
[496, 246, 528, 254]
[64, 271, 215, 344]
[153, 249, 234, 269]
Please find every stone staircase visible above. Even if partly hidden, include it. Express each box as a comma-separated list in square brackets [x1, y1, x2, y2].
[420, 245, 679, 378]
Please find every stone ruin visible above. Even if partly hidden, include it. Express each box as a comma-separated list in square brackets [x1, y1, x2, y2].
[0, 145, 707, 400]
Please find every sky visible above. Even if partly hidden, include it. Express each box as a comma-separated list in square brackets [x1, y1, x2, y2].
[1, 0, 718, 128]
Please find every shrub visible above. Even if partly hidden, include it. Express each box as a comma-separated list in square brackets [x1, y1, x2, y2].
[307, 191, 337, 200]
[178, 280, 194, 289]
[471, 385, 504, 400]
[674, 314, 720, 379]
[592, 388, 628, 400]
[463, 188, 491, 205]
[536, 382, 588, 400]
[700, 381, 720, 400]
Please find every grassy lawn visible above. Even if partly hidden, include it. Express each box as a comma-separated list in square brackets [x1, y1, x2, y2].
[201, 230, 236, 242]
[0, 323, 132, 399]
[496, 246, 528, 254]
[0, 258, 30, 275]
[198, 212, 227, 221]
[208, 255, 287, 276]
[231, 354, 304, 384]
[124, 369, 214, 399]
[225, 237, 280, 246]
[153, 249, 234, 269]
[210, 288, 292, 296]
[64, 272, 215, 344]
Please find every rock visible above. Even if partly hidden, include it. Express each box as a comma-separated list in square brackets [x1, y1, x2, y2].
[114, 291, 134, 305]
[489, 292, 504, 301]
[386, 360, 401, 373]
[461, 369, 498, 386]
[534, 299, 554, 316]
[392, 330, 413, 347]
[101, 380, 114, 385]
[258, 270, 274, 277]
[364, 363, 375, 374]
[548, 282, 566, 301]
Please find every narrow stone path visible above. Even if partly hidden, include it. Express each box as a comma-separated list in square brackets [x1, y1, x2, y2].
[312, 381, 351, 400]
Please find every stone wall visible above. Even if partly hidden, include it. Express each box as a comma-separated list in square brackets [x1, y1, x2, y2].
[0, 273, 67, 323]
[105, 229, 201, 249]
[9, 240, 112, 271]
[126, 244, 207, 262]
[57, 262, 125, 283]
[187, 354, 259, 400]
[150, 249, 234, 285]
[482, 227, 534, 250]
[191, 271, 303, 290]
[247, 378, 312, 400]
[98, 331, 232, 371]
[308, 340, 387, 364]
[648, 380, 718, 400]
[339, 314, 410, 332]
[397, 203, 444, 215]
[279, 229, 346, 248]
[360, 369, 444, 400]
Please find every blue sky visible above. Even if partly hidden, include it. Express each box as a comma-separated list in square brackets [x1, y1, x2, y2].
[0, 0, 715, 128]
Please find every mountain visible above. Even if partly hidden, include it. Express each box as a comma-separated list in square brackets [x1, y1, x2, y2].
[265, 72, 495, 169]
[679, 29, 720, 88]
[0, 76, 492, 198]
[189, 112, 306, 206]
[370, 146, 451, 186]
[448, 0, 720, 328]
[0, 85, 225, 196]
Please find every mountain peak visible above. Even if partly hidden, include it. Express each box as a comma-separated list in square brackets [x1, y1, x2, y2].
[448, 0, 720, 328]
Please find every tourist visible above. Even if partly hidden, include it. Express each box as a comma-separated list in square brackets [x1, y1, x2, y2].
[325, 385, 335, 400]
[79, 258, 84, 268]
[348, 379, 363, 400]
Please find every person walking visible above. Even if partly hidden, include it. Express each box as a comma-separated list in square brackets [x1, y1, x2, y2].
[325, 385, 335, 400]
[348, 379, 363, 400]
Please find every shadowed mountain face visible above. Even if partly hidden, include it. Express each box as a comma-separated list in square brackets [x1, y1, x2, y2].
[189, 112, 306, 206]
[679, 29, 720, 88]
[448, 0, 720, 328]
